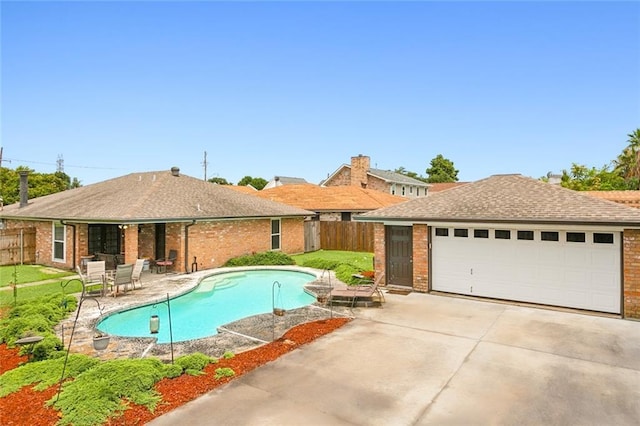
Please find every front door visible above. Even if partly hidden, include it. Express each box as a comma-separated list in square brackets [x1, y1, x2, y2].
[386, 226, 413, 287]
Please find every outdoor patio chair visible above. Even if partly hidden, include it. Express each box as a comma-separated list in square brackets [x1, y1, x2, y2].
[76, 264, 105, 296]
[131, 259, 145, 289]
[155, 249, 177, 273]
[107, 263, 134, 297]
[329, 272, 385, 308]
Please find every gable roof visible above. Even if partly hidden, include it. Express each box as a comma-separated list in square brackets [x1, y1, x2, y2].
[255, 184, 406, 212]
[1, 170, 313, 223]
[355, 174, 640, 226]
[585, 191, 640, 209]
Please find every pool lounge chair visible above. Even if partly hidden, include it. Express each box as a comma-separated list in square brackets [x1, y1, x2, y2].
[107, 263, 134, 297]
[329, 272, 385, 308]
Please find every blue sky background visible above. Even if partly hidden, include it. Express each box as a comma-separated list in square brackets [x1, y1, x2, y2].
[2, 1, 639, 186]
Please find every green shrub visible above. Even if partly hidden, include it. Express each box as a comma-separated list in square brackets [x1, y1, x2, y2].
[51, 358, 168, 426]
[222, 351, 235, 359]
[298, 258, 342, 270]
[214, 367, 235, 379]
[334, 263, 363, 285]
[223, 251, 295, 267]
[175, 352, 216, 376]
[163, 363, 184, 379]
[0, 353, 99, 397]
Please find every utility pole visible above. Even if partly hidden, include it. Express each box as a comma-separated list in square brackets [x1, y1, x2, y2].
[202, 151, 208, 181]
[56, 154, 64, 173]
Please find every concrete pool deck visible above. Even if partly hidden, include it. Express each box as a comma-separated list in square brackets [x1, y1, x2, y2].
[148, 291, 640, 426]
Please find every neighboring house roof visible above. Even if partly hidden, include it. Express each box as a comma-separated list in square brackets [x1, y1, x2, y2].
[264, 176, 309, 189]
[321, 164, 429, 188]
[226, 185, 258, 194]
[355, 174, 640, 226]
[255, 184, 407, 212]
[367, 168, 429, 187]
[1, 169, 313, 223]
[584, 191, 640, 209]
[427, 182, 468, 193]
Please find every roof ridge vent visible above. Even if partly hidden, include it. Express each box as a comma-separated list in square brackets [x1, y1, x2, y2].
[171, 166, 180, 177]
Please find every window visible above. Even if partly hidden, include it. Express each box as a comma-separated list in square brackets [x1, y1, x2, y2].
[435, 228, 449, 237]
[454, 228, 468, 238]
[271, 219, 281, 250]
[402, 186, 406, 196]
[53, 223, 66, 262]
[594, 233, 614, 244]
[416, 188, 420, 197]
[517, 230, 534, 241]
[391, 184, 396, 195]
[474, 229, 489, 238]
[495, 230, 511, 240]
[566, 232, 586, 243]
[541, 231, 559, 241]
[409, 186, 413, 194]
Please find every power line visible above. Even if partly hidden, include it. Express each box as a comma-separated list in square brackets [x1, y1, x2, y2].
[4, 158, 125, 170]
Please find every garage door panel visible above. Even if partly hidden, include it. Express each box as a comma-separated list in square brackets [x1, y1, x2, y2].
[432, 228, 620, 314]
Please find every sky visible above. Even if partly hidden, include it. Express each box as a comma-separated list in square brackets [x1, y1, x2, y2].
[1, 1, 639, 186]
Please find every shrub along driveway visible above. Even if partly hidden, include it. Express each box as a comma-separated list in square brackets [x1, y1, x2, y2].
[150, 292, 640, 425]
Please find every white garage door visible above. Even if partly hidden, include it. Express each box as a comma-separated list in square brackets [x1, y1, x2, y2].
[431, 226, 621, 314]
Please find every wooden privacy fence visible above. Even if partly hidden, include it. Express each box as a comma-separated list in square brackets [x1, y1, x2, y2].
[0, 229, 37, 265]
[309, 221, 373, 253]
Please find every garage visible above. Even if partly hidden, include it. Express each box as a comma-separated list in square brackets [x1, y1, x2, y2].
[356, 174, 640, 319]
[431, 226, 621, 314]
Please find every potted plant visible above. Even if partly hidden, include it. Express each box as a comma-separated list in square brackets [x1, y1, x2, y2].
[93, 331, 111, 351]
[273, 307, 286, 316]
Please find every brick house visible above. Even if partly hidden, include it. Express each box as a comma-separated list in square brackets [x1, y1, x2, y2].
[356, 174, 640, 319]
[322, 154, 430, 198]
[0, 168, 312, 274]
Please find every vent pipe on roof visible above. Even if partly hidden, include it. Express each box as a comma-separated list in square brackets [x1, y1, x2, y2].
[171, 167, 180, 177]
[19, 171, 29, 208]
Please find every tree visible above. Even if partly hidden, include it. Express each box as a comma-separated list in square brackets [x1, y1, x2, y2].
[237, 176, 268, 190]
[208, 177, 230, 185]
[425, 154, 459, 183]
[614, 128, 640, 189]
[0, 166, 79, 205]
[560, 163, 630, 191]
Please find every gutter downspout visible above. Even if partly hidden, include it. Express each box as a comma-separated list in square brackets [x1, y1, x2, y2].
[184, 220, 196, 274]
[60, 220, 76, 270]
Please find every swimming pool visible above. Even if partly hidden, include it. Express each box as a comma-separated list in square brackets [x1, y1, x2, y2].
[96, 269, 317, 343]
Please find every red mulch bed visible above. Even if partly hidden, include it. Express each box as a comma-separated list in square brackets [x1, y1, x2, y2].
[0, 317, 351, 425]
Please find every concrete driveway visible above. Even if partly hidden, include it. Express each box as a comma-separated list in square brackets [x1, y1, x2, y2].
[149, 292, 640, 425]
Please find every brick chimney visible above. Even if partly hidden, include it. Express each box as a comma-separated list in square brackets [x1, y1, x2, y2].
[19, 171, 29, 208]
[350, 155, 370, 188]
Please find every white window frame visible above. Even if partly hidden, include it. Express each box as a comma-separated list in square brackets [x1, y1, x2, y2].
[53, 222, 66, 262]
[271, 219, 281, 251]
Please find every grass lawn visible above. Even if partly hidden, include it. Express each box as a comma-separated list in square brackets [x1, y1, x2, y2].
[0, 279, 83, 306]
[0, 264, 75, 287]
[292, 250, 374, 271]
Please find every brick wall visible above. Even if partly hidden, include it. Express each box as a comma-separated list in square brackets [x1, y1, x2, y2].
[373, 223, 386, 286]
[623, 229, 640, 319]
[325, 167, 351, 186]
[367, 175, 391, 193]
[413, 225, 429, 292]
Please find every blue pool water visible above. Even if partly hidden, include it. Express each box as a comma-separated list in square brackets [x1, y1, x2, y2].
[96, 269, 317, 343]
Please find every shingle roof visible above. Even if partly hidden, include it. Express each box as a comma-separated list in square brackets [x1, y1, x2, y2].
[585, 191, 640, 209]
[368, 168, 429, 187]
[1, 170, 313, 223]
[272, 176, 308, 185]
[255, 184, 406, 211]
[428, 182, 468, 193]
[355, 174, 640, 226]
[226, 185, 259, 194]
